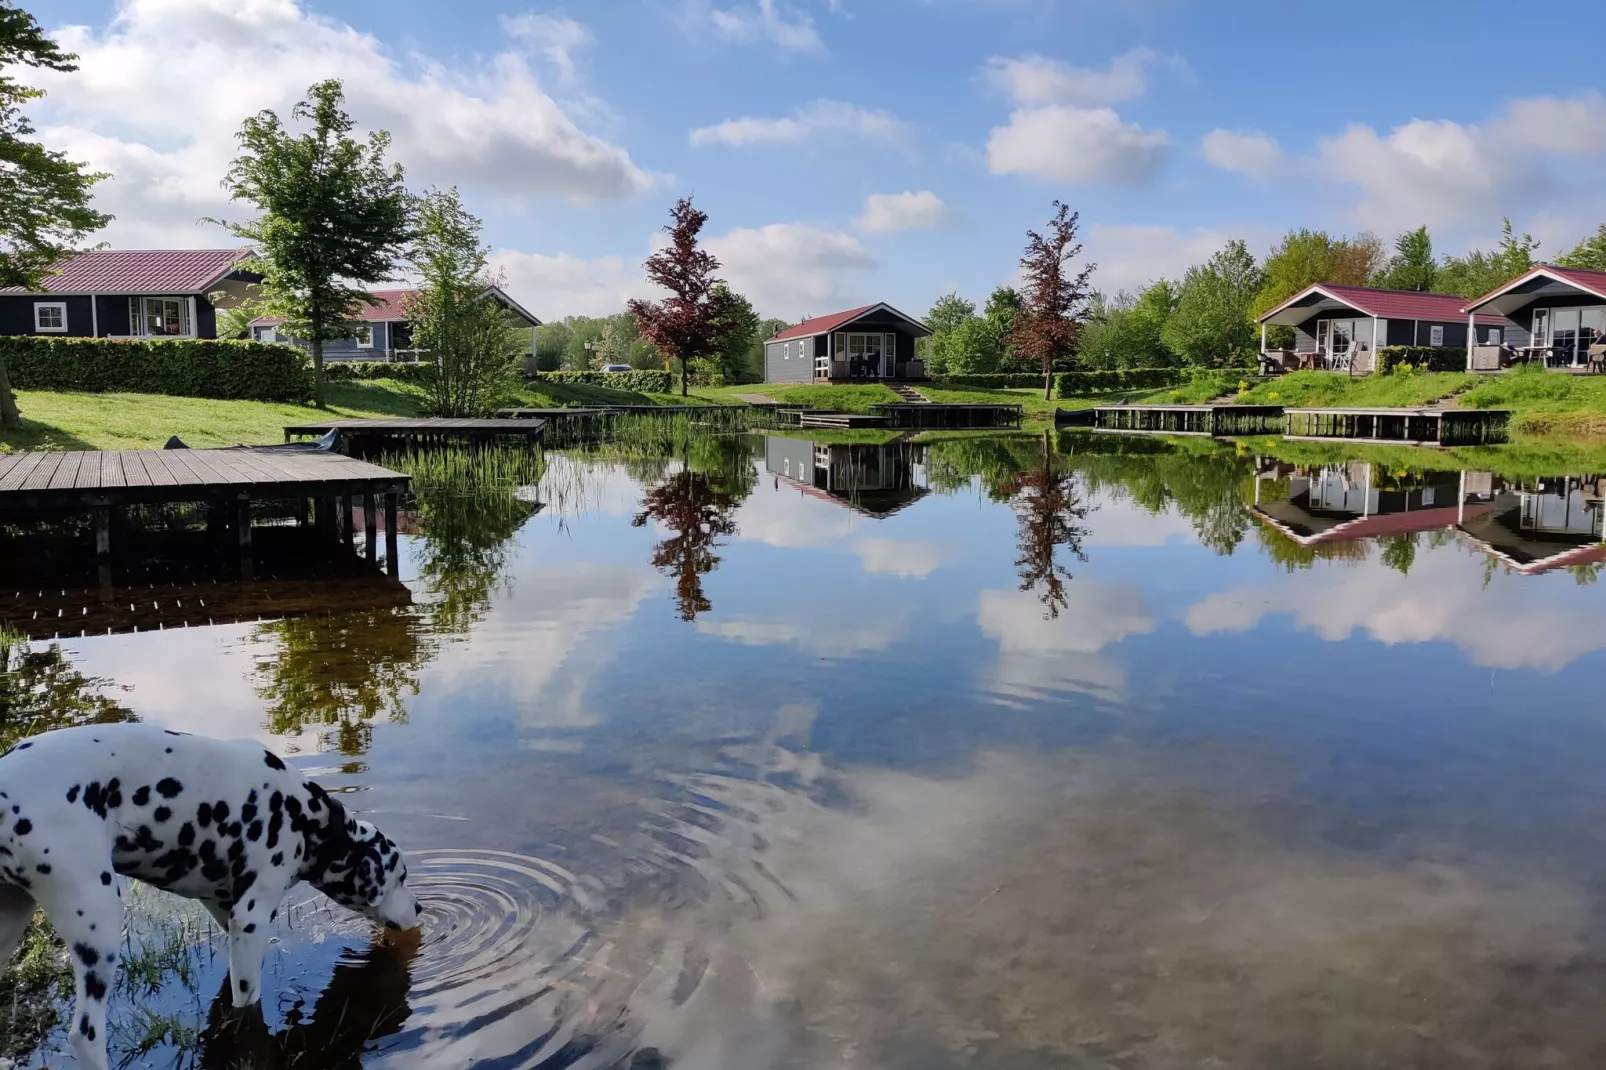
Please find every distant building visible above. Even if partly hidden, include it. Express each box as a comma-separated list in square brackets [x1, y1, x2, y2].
[1257, 284, 1501, 373]
[764, 437, 930, 517]
[1460, 265, 1606, 371]
[0, 249, 258, 339]
[251, 286, 542, 362]
[763, 303, 933, 383]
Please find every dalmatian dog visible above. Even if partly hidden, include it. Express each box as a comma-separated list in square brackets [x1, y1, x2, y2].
[0, 724, 421, 1070]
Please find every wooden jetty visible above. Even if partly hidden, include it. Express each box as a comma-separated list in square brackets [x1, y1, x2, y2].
[794, 411, 890, 429]
[1092, 404, 1285, 436]
[0, 447, 410, 579]
[1283, 407, 1510, 446]
[283, 417, 547, 446]
[870, 403, 1024, 430]
[494, 405, 734, 419]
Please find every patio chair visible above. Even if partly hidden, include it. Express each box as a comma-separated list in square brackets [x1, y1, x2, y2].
[1589, 342, 1606, 375]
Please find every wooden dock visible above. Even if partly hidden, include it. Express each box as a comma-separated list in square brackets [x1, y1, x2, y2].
[283, 417, 547, 445]
[0, 447, 411, 579]
[1283, 408, 1510, 446]
[1092, 404, 1284, 435]
[870, 403, 1023, 429]
[794, 412, 890, 429]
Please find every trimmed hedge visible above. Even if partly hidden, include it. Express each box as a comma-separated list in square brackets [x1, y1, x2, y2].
[930, 373, 1045, 389]
[1, 336, 310, 402]
[1056, 368, 1190, 396]
[323, 360, 436, 384]
[1377, 346, 1467, 374]
[528, 369, 674, 393]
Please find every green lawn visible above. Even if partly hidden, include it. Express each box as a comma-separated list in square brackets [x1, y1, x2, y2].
[1233, 370, 1476, 408]
[1, 381, 425, 452]
[1458, 367, 1606, 436]
[695, 383, 903, 412]
[514, 380, 741, 408]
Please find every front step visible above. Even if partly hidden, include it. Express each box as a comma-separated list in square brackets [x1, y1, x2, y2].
[888, 382, 931, 403]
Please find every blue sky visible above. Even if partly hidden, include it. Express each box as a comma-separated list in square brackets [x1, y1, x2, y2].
[31, 0, 1606, 321]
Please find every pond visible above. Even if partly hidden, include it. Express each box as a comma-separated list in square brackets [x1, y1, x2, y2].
[3, 429, 1606, 1068]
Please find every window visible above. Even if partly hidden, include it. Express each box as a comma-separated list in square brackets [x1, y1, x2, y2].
[354, 325, 374, 349]
[1429, 324, 1444, 346]
[258, 327, 277, 343]
[34, 302, 68, 332]
[138, 297, 189, 337]
[1487, 328, 1501, 346]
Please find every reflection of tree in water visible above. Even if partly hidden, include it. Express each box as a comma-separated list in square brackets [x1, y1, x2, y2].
[633, 436, 756, 622]
[0, 627, 138, 751]
[997, 432, 1091, 619]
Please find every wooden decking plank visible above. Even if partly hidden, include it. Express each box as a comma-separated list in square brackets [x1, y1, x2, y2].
[157, 450, 215, 489]
[0, 452, 47, 493]
[73, 451, 105, 490]
[141, 452, 182, 487]
[185, 449, 258, 486]
[21, 453, 67, 491]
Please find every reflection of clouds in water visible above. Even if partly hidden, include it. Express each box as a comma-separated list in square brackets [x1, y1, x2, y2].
[422, 564, 659, 730]
[976, 582, 1154, 702]
[851, 536, 945, 578]
[697, 610, 909, 659]
[1185, 545, 1606, 672]
[737, 483, 948, 578]
[539, 457, 650, 518]
[1083, 488, 1199, 547]
[616, 746, 1605, 1069]
[56, 626, 320, 752]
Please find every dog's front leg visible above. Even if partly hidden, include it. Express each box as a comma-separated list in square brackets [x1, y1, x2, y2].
[31, 876, 121, 1070]
[225, 902, 276, 1008]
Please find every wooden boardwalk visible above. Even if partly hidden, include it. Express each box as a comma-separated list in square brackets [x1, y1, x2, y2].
[872, 403, 1023, 430]
[1092, 404, 1284, 436]
[1284, 407, 1510, 446]
[283, 417, 547, 444]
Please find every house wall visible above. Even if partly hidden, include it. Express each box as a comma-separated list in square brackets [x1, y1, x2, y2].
[764, 335, 813, 383]
[0, 295, 95, 336]
[96, 296, 132, 337]
[252, 320, 396, 359]
[1496, 292, 1606, 350]
[1292, 310, 1467, 351]
[765, 436, 816, 484]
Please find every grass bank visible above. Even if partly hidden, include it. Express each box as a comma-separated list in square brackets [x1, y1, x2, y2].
[1234, 433, 1606, 480]
[1459, 368, 1606, 437]
[1234, 371, 1476, 409]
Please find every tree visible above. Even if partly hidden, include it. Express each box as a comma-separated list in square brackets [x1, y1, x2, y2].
[214, 79, 411, 408]
[0, 1, 111, 430]
[997, 433, 1090, 619]
[1437, 219, 1540, 300]
[532, 321, 573, 371]
[1559, 224, 1606, 273]
[1372, 226, 1437, 292]
[629, 197, 737, 397]
[923, 291, 977, 374]
[1163, 239, 1262, 368]
[591, 318, 631, 369]
[632, 468, 740, 621]
[1, 628, 136, 753]
[707, 284, 759, 384]
[1080, 280, 1179, 370]
[406, 188, 524, 417]
[1008, 201, 1096, 399]
[1327, 231, 1384, 286]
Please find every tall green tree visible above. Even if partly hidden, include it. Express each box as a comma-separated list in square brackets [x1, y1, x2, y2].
[707, 284, 759, 384]
[532, 320, 573, 371]
[1372, 226, 1437, 292]
[214, 79, 411, 408]
[1080, 280, 1178, 370]
[1558, 224, 1606, 273]
[922, 291, 977, 374]
[1436, 219, 1540, 299]
[0, 1, 110, 430]
[406, 187, 524, 417]
[1163, 239, 1262, 368]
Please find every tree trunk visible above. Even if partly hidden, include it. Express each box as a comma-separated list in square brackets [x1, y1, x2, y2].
[681, 356, 688, 397]
[1042, 362, 1053, 402]
[311, 330, 327, 409]
[0, 353, 19, 430]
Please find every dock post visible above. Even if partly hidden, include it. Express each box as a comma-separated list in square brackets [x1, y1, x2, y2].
[95, 505, 112, 590]
[363, 491, 377, 563]
[384, 491, 400, 578]
[316, 497, 335, 542]
[236, 497, 254, 580]
[341, 494, 355, 550]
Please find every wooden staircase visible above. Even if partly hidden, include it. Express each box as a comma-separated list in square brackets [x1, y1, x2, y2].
[888, 382, 931, 404]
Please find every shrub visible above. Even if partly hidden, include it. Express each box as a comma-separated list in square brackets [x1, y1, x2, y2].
[1055, 367, 1192, 396]
[322, 360, 436, 384]
[930, 373, 1043, 388]
[1376, 346, 1466, 374]
[527, 369, 674, 393]
[1, 336, 310, 402]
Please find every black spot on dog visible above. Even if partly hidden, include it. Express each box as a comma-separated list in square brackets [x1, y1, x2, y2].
[104, 779, 122, 809]
[164, 729, 187, 736]
[131, 785, 151, 807]
[79, 1013, 95, 1041]
[13, 819, 31, 836]
[247, 820, 263, 842]
[73, 943, 99, 967]
[84, 970, 107, 1001]
[34, 863, 49, 874]
[244, 922, 257, 933]
[153, 806, 172, 823]
[239, 978, 250, 994]
[12, 742, 30, 751]
[156, 778, 183, 799]
[270, 852, 284, 867]
[264, 752, 286, 771]
[165, 747, 173, 754]
[66, 785, 80, 803]
[214, 800, 230, 823]
[197, 802, 212, 828]
[100, 871, 112, 886]
[178, 823, 196, 847]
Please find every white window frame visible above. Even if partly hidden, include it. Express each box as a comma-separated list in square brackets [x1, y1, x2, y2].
[258, 327, 277, 343]
[34, 301, 68, 333]
[354, 324, 374, 349]
[1429, 324, 1445, 346]
[134, 296, 192, 338]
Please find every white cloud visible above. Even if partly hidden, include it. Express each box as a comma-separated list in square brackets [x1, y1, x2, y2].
[855, 190, 951, 233]
[1184, 546, 1606, 673]
[984, 48, 1164, 106]
[1083, 222, 1276, 294]
[489, 248, 651, 320]
[689, 99, 907, 148]
[687, 0, 823, 52]
[1201, 129, 1284, 181]
[35, 0, 653, 246]
[852, 537, 945, 578]
[708, 223, 876, 319]
[986, 105, 1167, 185]
[696, 615, 905, 658]
[501, 12, 593, 84]
[977, 582, 1153, 703]
[1494, 92, 1606, 154]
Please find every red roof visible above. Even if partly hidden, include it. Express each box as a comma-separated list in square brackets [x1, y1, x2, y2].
[252, 289, 419, 327]
[770, 305, 878, 342]
[1, 248, 249, 295]
[1261, 284, 1502, 325]
[1463, 264, 1606, 311]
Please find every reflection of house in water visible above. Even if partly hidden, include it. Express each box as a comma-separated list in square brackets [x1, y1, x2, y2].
[1456, 474, 1606, 574]
[1251, 462, 1483, 546]
[764, 437, 930, 518]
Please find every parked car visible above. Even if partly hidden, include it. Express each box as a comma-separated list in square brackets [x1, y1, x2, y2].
[599, 363, 633, 373]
